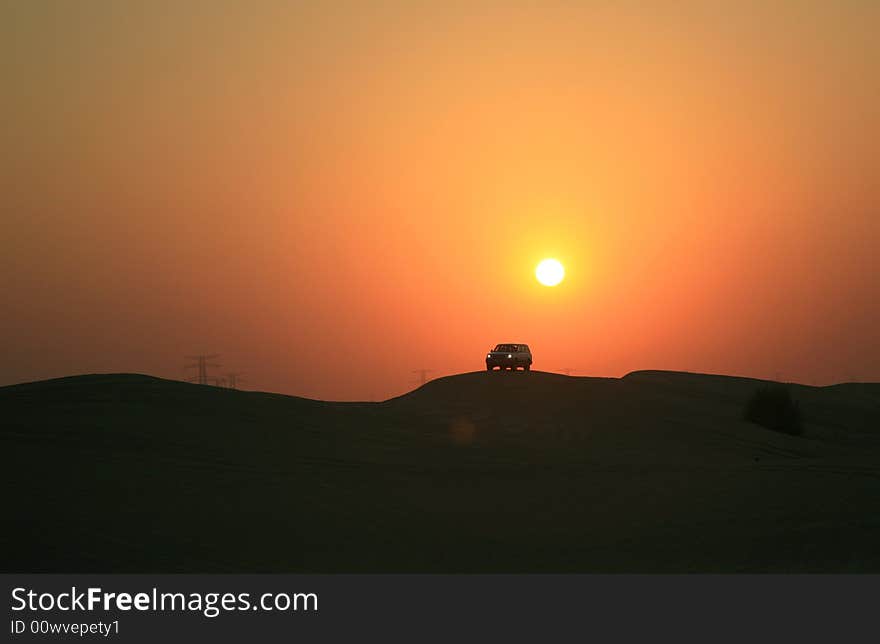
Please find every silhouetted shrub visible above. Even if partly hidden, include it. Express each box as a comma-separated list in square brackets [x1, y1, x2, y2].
[744, 385, 803, 436]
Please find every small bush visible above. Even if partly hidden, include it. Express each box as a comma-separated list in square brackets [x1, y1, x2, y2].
[744, 385, 803, 436]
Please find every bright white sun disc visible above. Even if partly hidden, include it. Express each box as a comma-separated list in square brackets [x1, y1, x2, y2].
[536, 258, 565, 286]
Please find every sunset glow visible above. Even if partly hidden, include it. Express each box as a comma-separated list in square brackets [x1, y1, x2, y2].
[2, 2, 878, 400]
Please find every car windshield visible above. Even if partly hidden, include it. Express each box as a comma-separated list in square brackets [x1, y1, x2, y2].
[493, 344, 518, 352]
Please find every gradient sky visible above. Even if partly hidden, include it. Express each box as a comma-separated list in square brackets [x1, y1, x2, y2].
[3, 1, 878, 400]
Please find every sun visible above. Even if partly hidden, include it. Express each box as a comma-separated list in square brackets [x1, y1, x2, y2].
[535, 258, 565, 286]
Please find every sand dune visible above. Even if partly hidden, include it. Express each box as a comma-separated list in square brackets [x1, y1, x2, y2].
[2, 371, 878, 572]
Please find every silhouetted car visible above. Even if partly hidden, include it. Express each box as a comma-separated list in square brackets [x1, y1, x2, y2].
[486, 343, 532, 371]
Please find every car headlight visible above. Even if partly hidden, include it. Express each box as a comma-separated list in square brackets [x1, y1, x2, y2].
[487, 354, 491, 358]
[507, 354, 512, 358]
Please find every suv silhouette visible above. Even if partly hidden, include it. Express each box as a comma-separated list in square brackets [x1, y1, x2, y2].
[486, 344, 532, 371]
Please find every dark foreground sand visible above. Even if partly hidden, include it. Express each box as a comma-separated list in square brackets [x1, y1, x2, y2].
[2, 370, 879, 572]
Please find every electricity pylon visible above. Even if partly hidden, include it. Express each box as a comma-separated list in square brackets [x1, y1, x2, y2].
[185, 354, 220, 385]
[225, 373, 244, 389]
[412, 369, 433, 386]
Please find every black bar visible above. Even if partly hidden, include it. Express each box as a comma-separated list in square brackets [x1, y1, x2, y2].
[3, 574, 877, 642]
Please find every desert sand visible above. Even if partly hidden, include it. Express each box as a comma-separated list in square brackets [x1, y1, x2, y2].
[2, 370, 878, 572]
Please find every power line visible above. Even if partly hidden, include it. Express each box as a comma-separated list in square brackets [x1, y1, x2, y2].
[412, 369, 433, 386]
[225, 372, 245, 389]
[184, 354, 221, 385]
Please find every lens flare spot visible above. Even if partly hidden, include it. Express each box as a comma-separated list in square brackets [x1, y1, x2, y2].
[450, 417, 476, 446]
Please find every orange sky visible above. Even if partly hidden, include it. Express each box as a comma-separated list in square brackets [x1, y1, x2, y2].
[3, 1, 878, 399]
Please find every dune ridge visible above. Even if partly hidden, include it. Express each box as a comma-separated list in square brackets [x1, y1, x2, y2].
[2, 371, 878, 572]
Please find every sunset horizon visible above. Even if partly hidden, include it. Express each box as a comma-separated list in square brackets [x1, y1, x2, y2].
[4, 2, 879, 401]
[4, 5, 880, 632]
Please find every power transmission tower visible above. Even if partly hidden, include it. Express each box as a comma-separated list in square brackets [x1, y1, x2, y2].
[185, 354, 221, 385]
[412, 369, 433, 386]
[225, 373, 244, 389]
[558, 367, 577, 376]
